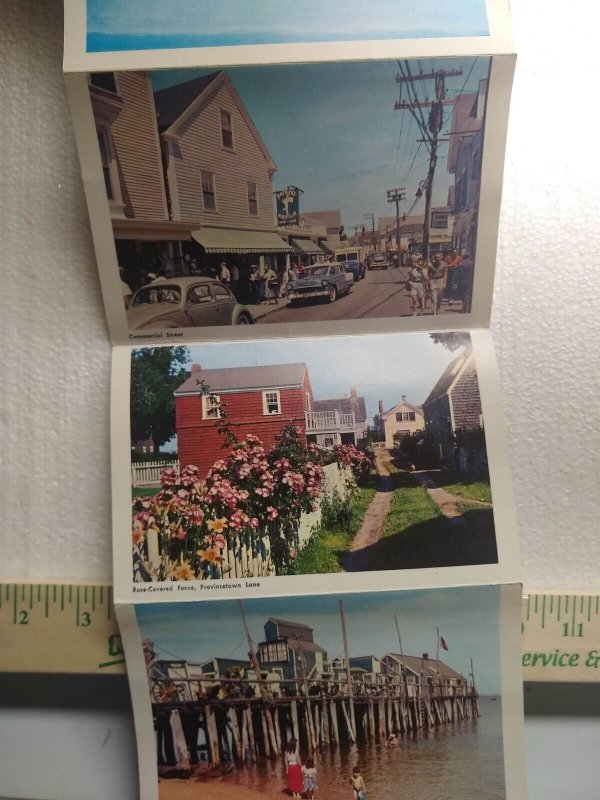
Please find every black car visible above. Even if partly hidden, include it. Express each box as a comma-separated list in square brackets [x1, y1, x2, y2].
[340, 259, 365, 282]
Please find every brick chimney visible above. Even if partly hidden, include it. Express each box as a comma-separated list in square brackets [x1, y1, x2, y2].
[378, 400, 384, 414]
[350, 387, 357, 398]
[402, 394, 407, 403]
[422, 653, 429, 661]
[191, 364, 202, 373]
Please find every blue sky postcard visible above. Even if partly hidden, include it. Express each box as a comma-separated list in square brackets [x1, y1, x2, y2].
[65, 54, 515, 345]
[110, 329, 520, 603]
[64, 0, 513, 71]
[115, 583, 526, 800]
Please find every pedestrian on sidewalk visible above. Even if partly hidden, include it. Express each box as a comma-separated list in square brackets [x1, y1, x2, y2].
[249, 264, 260, 304]
[407, 258, 426, 316]
[457, 251, 474, 313]
[428, 253, 447, 314]
[230, 262, 239, 298]
[445, 249, 463, 302]
[265, 265, 279, 304]
[219, 261, 230, 286]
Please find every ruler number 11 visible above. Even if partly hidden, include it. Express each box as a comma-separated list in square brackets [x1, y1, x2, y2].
[563, 622, 584, 637]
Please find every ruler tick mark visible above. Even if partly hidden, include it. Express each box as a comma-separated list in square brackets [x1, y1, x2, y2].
[542, 595, 546, 629]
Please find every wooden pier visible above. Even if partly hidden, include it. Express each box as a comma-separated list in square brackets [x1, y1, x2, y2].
[151, 672, 480, 768]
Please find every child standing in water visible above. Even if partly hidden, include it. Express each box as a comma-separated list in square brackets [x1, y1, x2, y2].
[284, 739, 303, 800]
[302, 756, 318, 800]
[350, 766, 366, 800]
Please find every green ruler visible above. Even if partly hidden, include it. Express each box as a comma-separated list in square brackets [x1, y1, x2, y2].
[0, 582, 124, 674]
[1, 584, 598, 681]
[522, 592, 600, 682]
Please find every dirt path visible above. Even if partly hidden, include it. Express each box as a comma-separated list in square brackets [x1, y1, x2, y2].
[411, 470, 492, 524]
[342, 449, 394, 571]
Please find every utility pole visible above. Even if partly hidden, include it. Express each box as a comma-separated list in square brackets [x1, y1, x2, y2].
[395, 65, 462, 261]
[387, 187, 405, 263]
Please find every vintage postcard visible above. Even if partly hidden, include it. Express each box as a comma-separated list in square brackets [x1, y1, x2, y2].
[116, 583, 526, 800]
[65, 55, 514, 344]
[64, 0, 513, 72]
[111, 329, 519, 603]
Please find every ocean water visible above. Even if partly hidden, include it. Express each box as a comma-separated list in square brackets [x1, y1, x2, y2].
[219, 697, 505, 800]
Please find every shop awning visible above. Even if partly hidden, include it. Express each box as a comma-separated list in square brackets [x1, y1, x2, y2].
[291, 237, 322, 255]
[192, 227, 293, 254]
[319, 242, 334, 256]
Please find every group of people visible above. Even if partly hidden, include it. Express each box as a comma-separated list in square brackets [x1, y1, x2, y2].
[406, 249, 474, 316]
[285, 739, 366, 800]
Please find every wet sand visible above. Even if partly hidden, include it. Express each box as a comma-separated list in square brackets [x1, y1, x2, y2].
[159, 776, 273, 800]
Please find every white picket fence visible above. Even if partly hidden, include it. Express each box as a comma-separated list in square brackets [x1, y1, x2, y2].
[131, 459, 179, 487]
[140, 462, 353, 580]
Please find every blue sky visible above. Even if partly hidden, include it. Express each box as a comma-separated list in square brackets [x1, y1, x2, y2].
[151, 57, 490, 232]
[87, 0, 489, 51]
[136, 585, 502, 694]
[182, 332, 465, 423]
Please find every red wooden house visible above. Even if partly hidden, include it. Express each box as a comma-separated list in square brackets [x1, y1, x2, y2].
[174, 363, 314, 474]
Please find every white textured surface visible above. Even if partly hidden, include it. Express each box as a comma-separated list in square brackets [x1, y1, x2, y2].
[0, 0, 598, 589]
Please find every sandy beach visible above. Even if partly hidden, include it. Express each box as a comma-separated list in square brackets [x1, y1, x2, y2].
[159, 775, 274, 800]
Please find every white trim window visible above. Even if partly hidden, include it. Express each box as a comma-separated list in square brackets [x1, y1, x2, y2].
[220, 110, 234, 149]
[262, 390, 281, 415]
[202, 394, 221, 419]
[247, 180, 258, 216]
[201, 170, 217, 211]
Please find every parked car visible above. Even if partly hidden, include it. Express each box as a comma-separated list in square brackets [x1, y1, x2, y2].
[287, 263, 353, 305]
[340, 259, 365, 282]
[127, 277, 254, 329]
[368, 253, 388, 270]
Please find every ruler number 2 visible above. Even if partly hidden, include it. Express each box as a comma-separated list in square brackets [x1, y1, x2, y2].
[17, 610, 29, 625]
[563, 622, 584, 637]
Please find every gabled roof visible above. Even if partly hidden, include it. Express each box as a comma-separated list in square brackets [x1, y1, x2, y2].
[175, 363, 307, 395]
[314, 395, 367, 423]
[382, 399, 423, 418]
[154, 70, 277, 172]
[384, 653, 463, 681]
[154, 72, 222, 131]
[423, 350, 473, 406]
[267, 618, 313, 634]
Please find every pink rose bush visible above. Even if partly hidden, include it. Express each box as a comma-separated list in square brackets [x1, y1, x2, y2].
[132, 427, 371, 581]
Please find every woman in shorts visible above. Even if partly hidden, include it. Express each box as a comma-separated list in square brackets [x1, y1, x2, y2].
[407, 257, 426, 316]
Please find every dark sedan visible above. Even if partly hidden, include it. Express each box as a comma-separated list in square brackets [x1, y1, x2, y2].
[340, 259, 365, 282]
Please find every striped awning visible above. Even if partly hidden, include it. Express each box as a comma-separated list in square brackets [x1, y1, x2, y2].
[192, 227, 293, 254]
[291, 237, 322, 255]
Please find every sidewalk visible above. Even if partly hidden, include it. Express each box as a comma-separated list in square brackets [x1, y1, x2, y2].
[247, 296, 289, 321]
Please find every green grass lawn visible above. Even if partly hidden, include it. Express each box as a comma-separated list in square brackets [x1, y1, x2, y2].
[428, 470, 492, 504]
[293, 473, 378, 574]
[356, 469, 497, 571]
[132, 486, 160, 498]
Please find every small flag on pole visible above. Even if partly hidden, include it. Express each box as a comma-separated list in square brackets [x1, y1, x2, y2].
[440, 635, 449, 651]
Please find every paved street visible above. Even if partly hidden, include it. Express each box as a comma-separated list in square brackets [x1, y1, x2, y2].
[255, 267, 465, 324]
